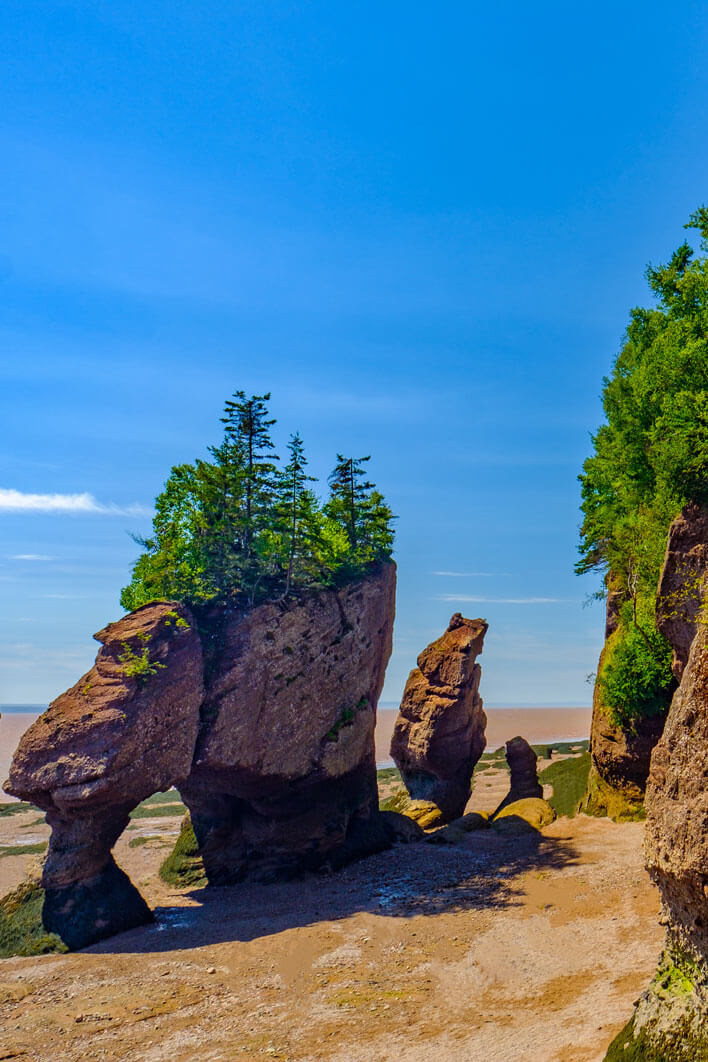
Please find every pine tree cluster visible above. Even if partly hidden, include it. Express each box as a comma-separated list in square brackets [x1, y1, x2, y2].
[120, 391, 395, 611]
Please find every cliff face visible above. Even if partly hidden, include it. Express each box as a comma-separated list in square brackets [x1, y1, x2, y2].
[3, 563, 398, 949]
[656, 502, 708, 681]
[585, 580, 668, 821]
[390, 614, 487, 822]
[604, 506, 708, 1059]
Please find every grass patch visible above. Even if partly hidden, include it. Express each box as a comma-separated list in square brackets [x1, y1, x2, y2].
[379, 790, 409, 813]
[539, 751, 591, 819]
[0, 880, 67, 958]
[0, 842, 47, 860]
[128, 834, 160, 848]
[140, 789, 182, 805]
[159, 817, 207, 888]
[130, 803, 186, 819]
[0, 802, 36, 818]
[376, 767, 401, 784]
[20, 816, 46, 828]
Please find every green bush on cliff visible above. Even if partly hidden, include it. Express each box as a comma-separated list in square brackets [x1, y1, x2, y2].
[121, 392, 395, 610]
[597, 601, 675, 729]
[578, 207, 708, 723]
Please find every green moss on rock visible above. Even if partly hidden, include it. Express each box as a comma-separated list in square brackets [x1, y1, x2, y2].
[605, 1012, 708, 1061]
[582, 764, 645, 822]
[605, 951, 708, 1061]
[0, 880, 67, 958]
[159, 815, 207, 888]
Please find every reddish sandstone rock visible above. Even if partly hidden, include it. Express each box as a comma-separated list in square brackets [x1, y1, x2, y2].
[6, 602, 203, 815]
[182, 562, 397, 882]
[656, 501, 708, 681]
[2, 566, 403, 948]
[4, 602, 203, 947]
[389, 613, 488, 822]
[645, 622, 708, 959]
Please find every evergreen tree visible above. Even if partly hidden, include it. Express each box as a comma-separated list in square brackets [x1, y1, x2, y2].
[326, 455, 373, 551]
[220, 391, 278, 555]
[274, 433, 319, 595]
[121, 391, 395, 611]
[577, 207, 708, 726]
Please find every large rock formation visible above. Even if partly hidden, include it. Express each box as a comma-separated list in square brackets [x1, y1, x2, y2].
[604, 506, 708, 1059]
[584, 579, 668, 821]
[4, 563, 401, 950]
[606, 623, 708, 1059]
[183, 563, 397, 882]
[5, 602, 203, 948]
[390, 613, 487, 823]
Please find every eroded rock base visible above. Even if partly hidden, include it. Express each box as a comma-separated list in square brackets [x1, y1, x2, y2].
[43, 860, 153, 951]
[605, 949, 708, 1061]
[582, 764, 645, 822]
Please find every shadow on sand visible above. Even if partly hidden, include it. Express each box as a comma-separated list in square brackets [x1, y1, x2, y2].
[87, 823, 580, 956]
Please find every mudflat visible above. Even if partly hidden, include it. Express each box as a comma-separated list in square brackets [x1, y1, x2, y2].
[0, 805, 661, 1062]
[375, 706, 592, 763]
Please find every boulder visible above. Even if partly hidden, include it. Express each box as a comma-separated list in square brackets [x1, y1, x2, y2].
[492, 798, 556, 833]
[390, 613, 488, 823]
[493, 736, 542, 816]
[4, 602, 203, 947]
[181, 562, 397, 882]
[656, 501, 708, 681]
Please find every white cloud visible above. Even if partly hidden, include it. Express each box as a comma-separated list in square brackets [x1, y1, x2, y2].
[0, 488, 148, 516]
[432, 571, 510, 578]
[9, 554, 54, 561]
[438, 594, 566, 604]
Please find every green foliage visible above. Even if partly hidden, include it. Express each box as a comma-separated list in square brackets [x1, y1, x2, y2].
[578, 209, 708, 596]
[538, 752, 591, 819]
[577, 210, 708, 725]
[0, 880, 67, 958]
[121, 392, 395, 611]
[118, 631, 166, 682]
[597, 604, 674, 729]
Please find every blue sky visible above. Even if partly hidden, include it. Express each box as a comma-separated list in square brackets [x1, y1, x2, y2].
[2, 1, 708, 705]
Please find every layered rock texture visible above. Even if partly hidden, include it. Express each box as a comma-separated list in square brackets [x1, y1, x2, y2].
[584, 581, 667, 821]
[656, 501, 708, 681]
[390, 614, 487, 823]
[605, 506, 708, 1059]
[4, 563, 399, 950]
[5, 602, 203, 948]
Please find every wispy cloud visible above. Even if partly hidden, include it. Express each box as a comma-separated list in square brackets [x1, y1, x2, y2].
[438, 594, 566, 604]
[432, 570, 511, 578]
[9, 554, 54, 561]
[0, 488, 148, 516]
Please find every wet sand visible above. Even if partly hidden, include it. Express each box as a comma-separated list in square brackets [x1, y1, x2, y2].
[0, 714, 38, 794]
